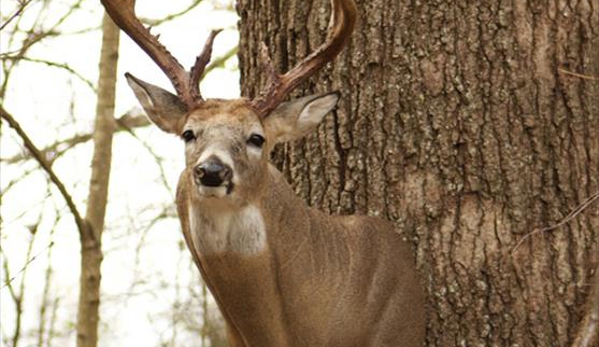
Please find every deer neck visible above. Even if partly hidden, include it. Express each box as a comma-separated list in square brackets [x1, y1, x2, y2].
[187, 202, 267, 256]
[184, 165, 321, 346]
[187, 164, 306, 258]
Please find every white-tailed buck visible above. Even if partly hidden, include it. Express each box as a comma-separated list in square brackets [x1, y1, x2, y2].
[101, 0, 426, 345]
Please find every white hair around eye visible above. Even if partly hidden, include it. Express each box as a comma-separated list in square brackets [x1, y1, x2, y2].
[246, 143, 263, 157]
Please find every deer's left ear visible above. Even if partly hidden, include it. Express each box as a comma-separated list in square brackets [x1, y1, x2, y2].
[264, 92, 340, 143]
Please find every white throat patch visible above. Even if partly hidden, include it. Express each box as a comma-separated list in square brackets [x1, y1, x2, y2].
[188, 204, 267, 256]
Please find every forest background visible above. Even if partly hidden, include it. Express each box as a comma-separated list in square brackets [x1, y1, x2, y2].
[2, 0, 598, 347]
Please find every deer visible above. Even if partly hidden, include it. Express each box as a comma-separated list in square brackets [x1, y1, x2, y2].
[101, 0, 426, 346]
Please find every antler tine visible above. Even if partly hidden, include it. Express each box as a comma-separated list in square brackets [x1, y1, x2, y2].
[250, 0, 357, 118]
[101, 0, 219, 108]
[189, 29, 223, 97]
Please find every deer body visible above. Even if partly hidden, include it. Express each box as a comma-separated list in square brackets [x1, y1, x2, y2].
[178, 164, 425, 347]
[101, 0, 426, 345]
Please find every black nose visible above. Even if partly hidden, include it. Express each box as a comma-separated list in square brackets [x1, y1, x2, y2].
[194, 160, 232, 187]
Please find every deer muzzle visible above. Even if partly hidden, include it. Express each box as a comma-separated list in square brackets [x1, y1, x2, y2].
[194, 157, 233, 189]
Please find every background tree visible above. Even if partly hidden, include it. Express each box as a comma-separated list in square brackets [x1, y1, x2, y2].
[1, 1, 234, 346]
[237, 0, 598, 346]
[75, 11, 119, 347]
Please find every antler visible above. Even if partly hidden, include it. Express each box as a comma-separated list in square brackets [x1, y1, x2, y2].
[100, 0, 220, 108]
[250, 0, 357, 118]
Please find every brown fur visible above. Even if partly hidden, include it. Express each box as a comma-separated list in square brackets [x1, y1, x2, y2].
[127, 82, 426, 346]
[176, 144, 426, 346]
[169, 99, 425, 347]
[118, 0, 426, 342]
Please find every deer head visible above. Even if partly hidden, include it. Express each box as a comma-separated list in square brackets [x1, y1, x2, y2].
[101, 0, 356, 207]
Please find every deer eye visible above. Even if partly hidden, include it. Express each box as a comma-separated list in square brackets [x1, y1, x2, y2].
[181, 130, 195, 143]
[247, 134, 265, 148]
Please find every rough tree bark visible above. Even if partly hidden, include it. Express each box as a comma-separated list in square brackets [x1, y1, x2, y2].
[75, 12, 119, 347]
[237, 0, 598, 346]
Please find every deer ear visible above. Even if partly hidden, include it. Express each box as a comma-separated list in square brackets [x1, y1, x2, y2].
[125, 73, 188, 134]
[264, 92, 340, 143]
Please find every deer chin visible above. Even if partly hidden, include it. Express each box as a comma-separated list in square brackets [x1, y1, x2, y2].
[196, 183, 234, 199]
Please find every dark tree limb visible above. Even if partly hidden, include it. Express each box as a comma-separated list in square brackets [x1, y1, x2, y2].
[0, 105, 90, 240]
[0, 0, 35, 31]
[3, 44, 238, 165]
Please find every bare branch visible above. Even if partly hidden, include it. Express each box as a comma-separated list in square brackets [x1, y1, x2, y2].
[3, 111, 148, 164]
[3, 38, 238, 165]
[202, 44, 238, 79]
[512, 192, 599, 253]
[46, 297, 60, 347]
[1, 229, 37, 347]
[1, 166, 38, 198]
[123, 130, 176, 195]
[37, 212, 59, 347]
[1, 0, 87, 98]
[141, 0, 205, 26]
[1, 240, 55, 291]
[0, 0, 35, 31]
[558, 68, 599, 81]
[1, 56, 97, 91]
[0, 106, 89, 239]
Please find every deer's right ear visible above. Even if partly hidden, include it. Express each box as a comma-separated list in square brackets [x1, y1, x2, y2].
[125, 73, 188, 134]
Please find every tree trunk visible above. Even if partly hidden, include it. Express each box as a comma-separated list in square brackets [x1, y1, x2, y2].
[237, 0, 599, 346]
[75, 12, 119, 347]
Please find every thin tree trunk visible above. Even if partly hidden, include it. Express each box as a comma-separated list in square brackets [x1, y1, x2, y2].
[75, 12, 119, 347]
[46, 297, 60, 347]
[237, 0, 599, 345]
[37, 228, 56, 347]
